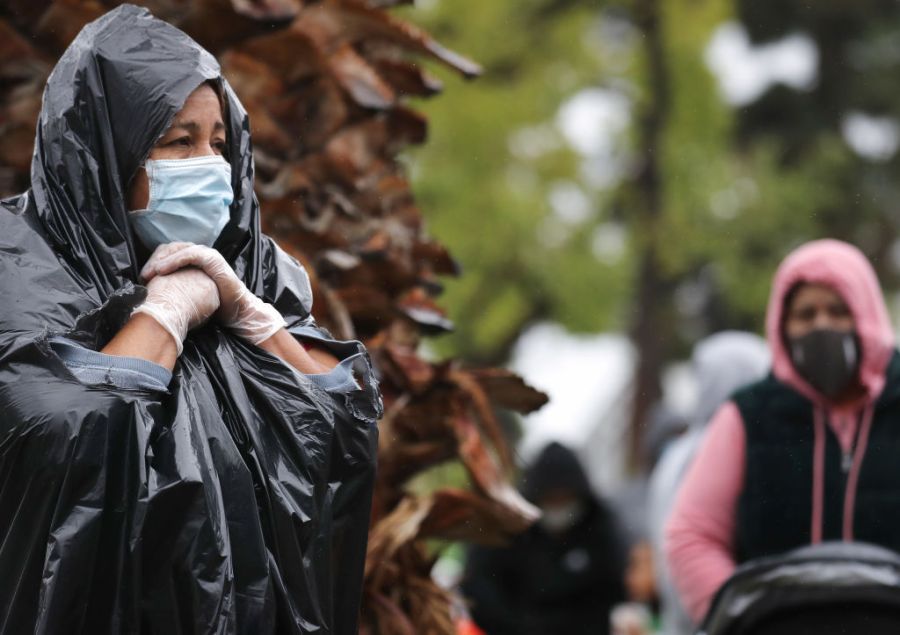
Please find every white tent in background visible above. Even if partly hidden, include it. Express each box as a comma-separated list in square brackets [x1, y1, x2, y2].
[509, 322, 636, 494]
[509, 322, 697, 496]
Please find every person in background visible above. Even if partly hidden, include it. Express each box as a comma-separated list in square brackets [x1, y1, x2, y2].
[665, 239, 900, 624]
[648, 331, 769, 635]
[608, 404, 687, 635]
[462, 442, 626, 635]
[613, 539, 659, 635]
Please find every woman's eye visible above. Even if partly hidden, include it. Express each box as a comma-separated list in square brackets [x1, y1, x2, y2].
[167, 137, 191, 147]
[829, 304, 851, 319]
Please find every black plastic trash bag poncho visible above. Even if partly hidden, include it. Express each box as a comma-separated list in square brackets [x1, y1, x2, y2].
[700, 542, 900, 635]
[0, 5, 382, 634]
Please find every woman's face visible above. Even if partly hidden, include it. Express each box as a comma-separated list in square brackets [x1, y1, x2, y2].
[784, 283, 855, 339]
[126, 83, 226, 212]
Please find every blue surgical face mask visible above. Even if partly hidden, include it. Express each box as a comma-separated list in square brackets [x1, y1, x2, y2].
[129, 155, 233, 250]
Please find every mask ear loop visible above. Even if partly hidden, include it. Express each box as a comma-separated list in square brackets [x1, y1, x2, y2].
[126, 163, 151, 214]
[126, 162, 154, 276]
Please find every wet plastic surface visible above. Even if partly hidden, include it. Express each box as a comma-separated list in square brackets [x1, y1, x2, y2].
[700, 542, 900, 635]
[0, 5, 382, 633]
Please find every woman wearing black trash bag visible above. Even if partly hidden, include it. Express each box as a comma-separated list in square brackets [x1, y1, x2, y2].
[0, 5, 382, 634]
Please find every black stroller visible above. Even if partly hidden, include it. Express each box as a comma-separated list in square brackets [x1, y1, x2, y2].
[699, 542, 900, 635]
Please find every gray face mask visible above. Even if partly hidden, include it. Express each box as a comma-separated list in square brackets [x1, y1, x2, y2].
[788, 329, 860, 399]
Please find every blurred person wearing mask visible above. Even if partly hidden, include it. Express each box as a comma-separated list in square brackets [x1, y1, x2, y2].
[665, 239, 900, 624]
[0, 6, 381, 633]
[648, 331, 769, 635]
[461, 442, 626, 635]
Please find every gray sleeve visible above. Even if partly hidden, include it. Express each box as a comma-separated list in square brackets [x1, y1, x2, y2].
[49, 336, 172, 392]
[303, 355, 362, 392]
[290, 324, 362, 392]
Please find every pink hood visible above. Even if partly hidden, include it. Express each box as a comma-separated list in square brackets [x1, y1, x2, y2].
[766, 239, 896, 407]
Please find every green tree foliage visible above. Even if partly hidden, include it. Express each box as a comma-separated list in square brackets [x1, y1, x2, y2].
[733, 0, 900, 288]
[406, 0, 900, 383]
[401, 0, 629, 363]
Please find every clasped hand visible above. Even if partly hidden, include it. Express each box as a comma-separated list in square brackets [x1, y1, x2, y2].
[134, 242, 285, 354]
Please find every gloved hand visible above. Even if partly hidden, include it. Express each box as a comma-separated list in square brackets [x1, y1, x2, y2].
[132, 267, 221, 356]
[141, 242, 286, 345]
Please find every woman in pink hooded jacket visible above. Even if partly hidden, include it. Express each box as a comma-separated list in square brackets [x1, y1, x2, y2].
[665, 239, 900, 625]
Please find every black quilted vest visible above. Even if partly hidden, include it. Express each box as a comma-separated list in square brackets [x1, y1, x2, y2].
[733, 352, 900, 563]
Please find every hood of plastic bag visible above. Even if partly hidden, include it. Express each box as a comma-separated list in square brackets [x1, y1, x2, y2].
[31, 3, 290, 310]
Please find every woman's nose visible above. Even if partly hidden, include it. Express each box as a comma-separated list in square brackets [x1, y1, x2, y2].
[195, 143, 217, 157]
[813, 311, 836, 330]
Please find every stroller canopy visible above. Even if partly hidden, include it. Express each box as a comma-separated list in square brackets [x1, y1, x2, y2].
[700, 541, 900, 635]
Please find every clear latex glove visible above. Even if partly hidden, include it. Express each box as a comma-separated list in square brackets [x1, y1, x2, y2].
[132, 267, 220, 356]
[141, 242, 286, 345]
